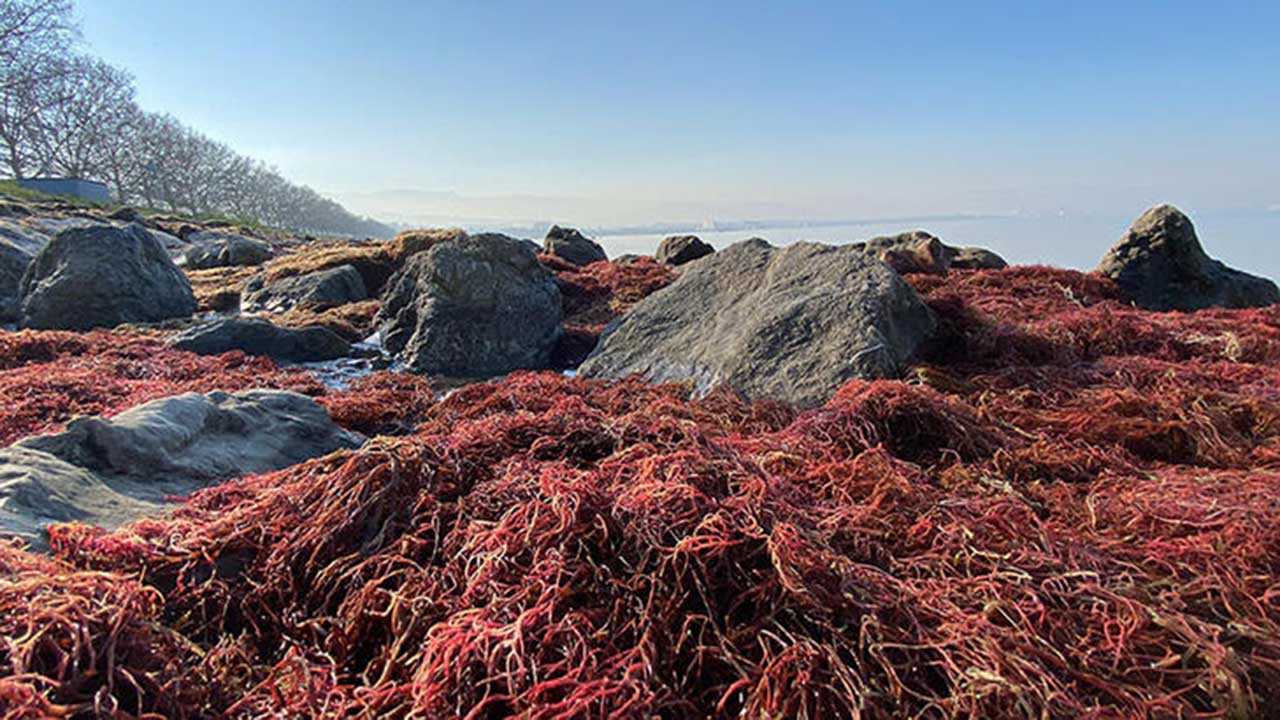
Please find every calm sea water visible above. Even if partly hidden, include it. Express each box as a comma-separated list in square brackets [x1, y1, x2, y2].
[597, 211, 1280, 282]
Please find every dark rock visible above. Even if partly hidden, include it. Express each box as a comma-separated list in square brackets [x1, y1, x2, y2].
[1097, 205, 1279, 311]
[177, 231, 272, 270]
[0, 222, 46, 323]
[613, 254, 647, 265]
[0, 389, 362, 549]
[18, 223, 197, 330]
[169, 317, 351, 362]
[656, 235, 714, 265]
[241, 264, 368, 313]
[949, 246, 1008, 270]
[144, 227, 188, 253]
[543, 225, 607, 265]
[0, 238, 33, 323]
[107, 207, 146, 223]
[377, 233, 562, 377]
[579, 238, 936, 407]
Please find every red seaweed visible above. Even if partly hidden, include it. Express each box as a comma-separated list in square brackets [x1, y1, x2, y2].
[5, 264, 1280, 717]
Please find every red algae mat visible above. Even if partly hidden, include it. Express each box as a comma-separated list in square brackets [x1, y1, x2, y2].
[5, 266, 1280, 717]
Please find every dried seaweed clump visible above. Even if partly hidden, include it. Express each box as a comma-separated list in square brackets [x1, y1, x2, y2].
[184, 265, 260, 312]
[263, 228, 467, 297]
[261, 299, 382, 343]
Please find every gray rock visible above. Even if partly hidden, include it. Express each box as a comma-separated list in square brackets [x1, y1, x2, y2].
[19, 223, 197, 330]
[579, 238, 936, 407]
[613, 253, 647, 265]
[543, 225, 607, 265]
[858, 231, 952, 274]
[0, 218, 50, 255]
[170, 317, 351, 362]
[107, 207, 146, 223]
[949, 246, 1008, 270]
[1097, 205, 1280, 311]
[0, 389, 362, 549]
[377, 233, 562, 377]
[856, 231, 1007, 274]
[177, 230, 272, 270]
[0, 234, 37, 323]
[656, 235, 715, 265]
[145, 227, 188, 253]
[241, 264, 368, 313]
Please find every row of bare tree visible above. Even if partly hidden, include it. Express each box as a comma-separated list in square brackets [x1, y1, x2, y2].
[0, 0, 388, 237]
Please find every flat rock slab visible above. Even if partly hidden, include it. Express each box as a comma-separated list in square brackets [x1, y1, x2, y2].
[241, 264, 368, 313]
[579, 238, 937, 407]
[170, 316, 351, 362]
[0, 389, 363, 550]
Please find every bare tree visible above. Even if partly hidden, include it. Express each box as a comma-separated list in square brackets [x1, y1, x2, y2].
[0, 0, 389, 236]
[32, 55, 134, 178]
[0, 0, 75, 88]
[0, 0, 76, 177]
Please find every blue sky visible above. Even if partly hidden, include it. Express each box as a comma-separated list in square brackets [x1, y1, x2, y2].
[77, 1, 1279, 226]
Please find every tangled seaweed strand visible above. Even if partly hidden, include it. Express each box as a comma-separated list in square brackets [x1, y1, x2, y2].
[0, 540, 201, 718]
[7, 265, 1280, 718]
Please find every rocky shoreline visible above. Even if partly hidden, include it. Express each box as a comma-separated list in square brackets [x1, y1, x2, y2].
[3, 191, 1280, 717]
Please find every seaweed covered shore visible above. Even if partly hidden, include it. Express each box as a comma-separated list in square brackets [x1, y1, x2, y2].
[4, 264, 1280, 718]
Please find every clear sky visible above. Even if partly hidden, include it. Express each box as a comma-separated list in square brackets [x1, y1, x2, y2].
[77, 1, 1279, 227]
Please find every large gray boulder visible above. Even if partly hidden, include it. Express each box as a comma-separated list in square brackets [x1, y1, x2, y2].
[656, 235, 714, 265]
[1097, 205, 1279, 311]
[18, 223, 197, 330]
[169, 317, 351, 362]
[241, 264, 367, 313]
[377, 233, 562, 377]
[0, 389, 362, 549]
[579, 239, 937, 407]
[543, 225, 607, 265]
[177, 230, 272, 270]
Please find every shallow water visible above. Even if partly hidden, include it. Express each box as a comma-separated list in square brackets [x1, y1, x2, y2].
[596, 210, 1280, 281]
[300, 333, 387, 390]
